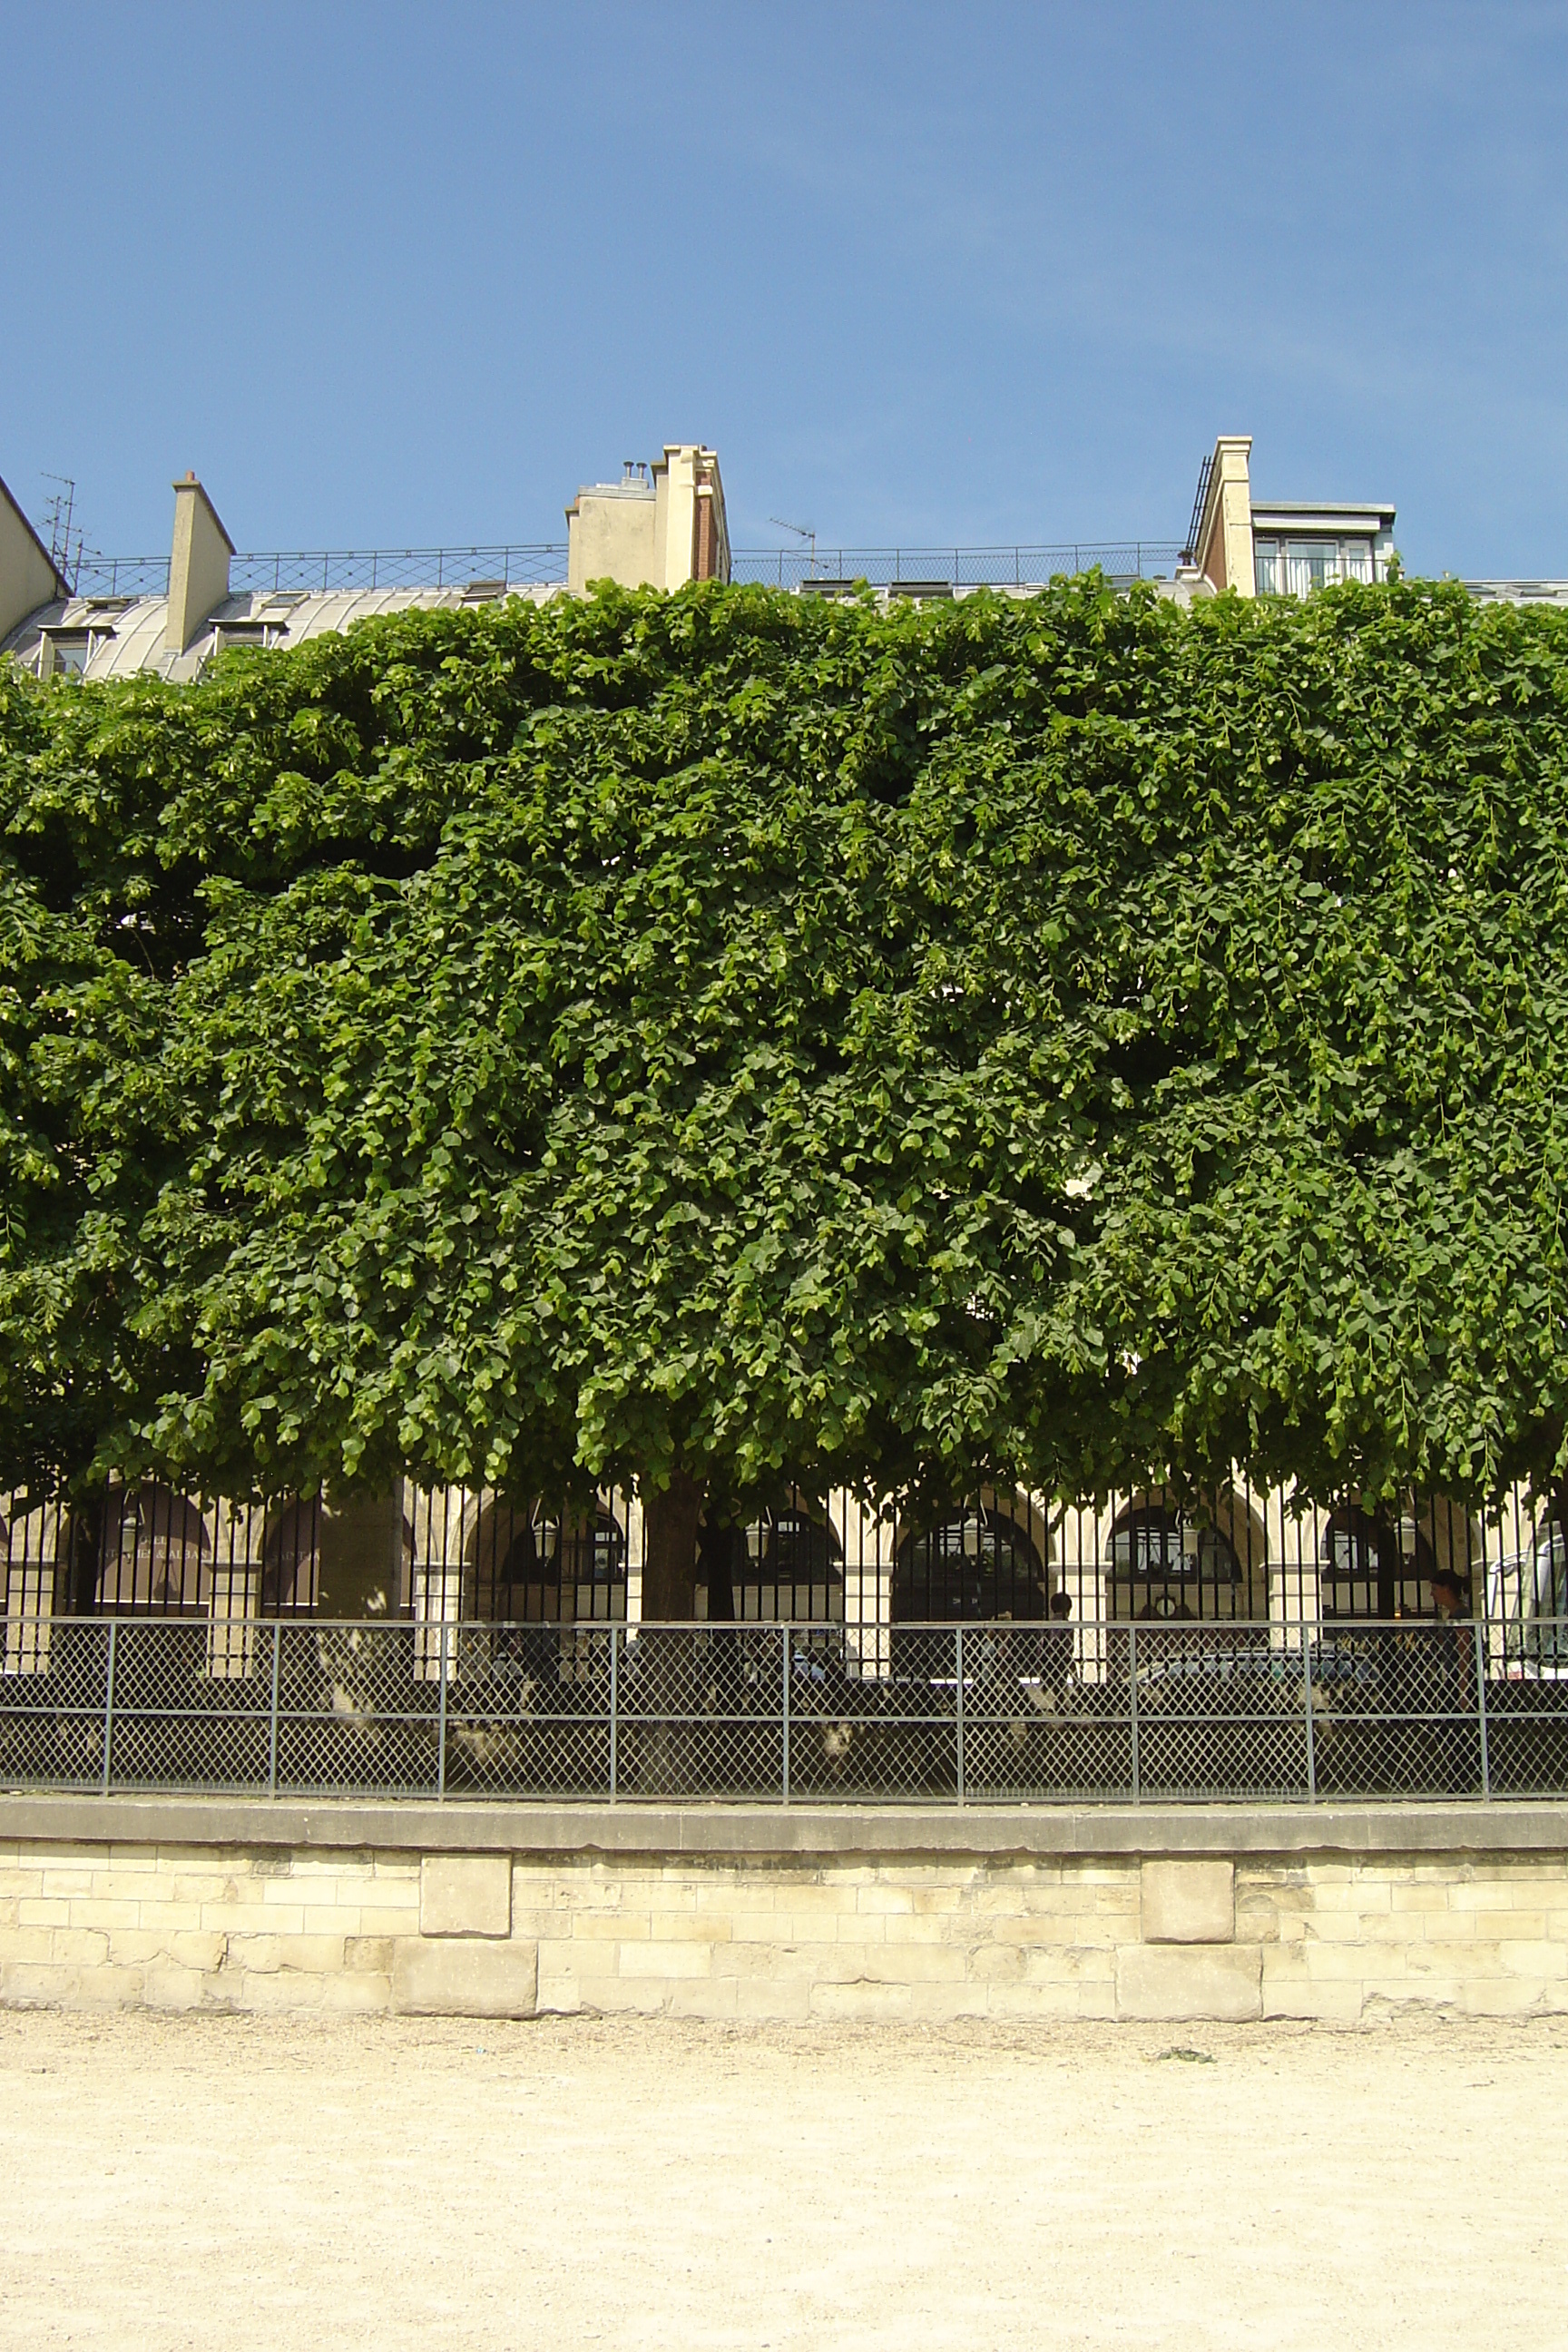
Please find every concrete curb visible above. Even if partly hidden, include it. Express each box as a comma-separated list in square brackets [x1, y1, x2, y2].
[4, 1790, 1567, 1860]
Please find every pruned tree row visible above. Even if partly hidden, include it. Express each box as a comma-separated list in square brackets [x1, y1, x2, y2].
[4, 574, 1566, 1607]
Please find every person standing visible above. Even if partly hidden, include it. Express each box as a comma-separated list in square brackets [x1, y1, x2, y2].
[1041, 1588, 1076, 1706]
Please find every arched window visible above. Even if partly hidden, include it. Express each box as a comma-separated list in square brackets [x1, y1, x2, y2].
[894, 1508, 1048, 1622]
[1320, 1504, 1445, 1622]
[98, 1485, 211, 1613]
[474, 1502, 628, 1625]
[1104, 1502, 1245, 1622]
[701, 1503, 845, 1623]
[554, 1509, 629, 1622]
[260, 1497, 323, 1614]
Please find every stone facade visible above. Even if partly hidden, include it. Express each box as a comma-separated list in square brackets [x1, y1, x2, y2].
[3, 1805, 1568, 2024]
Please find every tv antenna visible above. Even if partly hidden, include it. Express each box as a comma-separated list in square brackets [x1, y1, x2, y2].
[41, 474, 87, 593]
[769, 515, 817, 574]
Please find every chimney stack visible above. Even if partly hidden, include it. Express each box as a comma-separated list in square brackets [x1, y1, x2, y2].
[165, 472, 234, 653]
[1193, 436, 1254, 597]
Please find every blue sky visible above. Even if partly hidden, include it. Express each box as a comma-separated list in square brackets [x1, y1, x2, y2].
[4, 1, 1566, 577]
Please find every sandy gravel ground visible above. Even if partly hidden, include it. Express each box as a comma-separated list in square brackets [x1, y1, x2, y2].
[1, 2010, 1564, 2351]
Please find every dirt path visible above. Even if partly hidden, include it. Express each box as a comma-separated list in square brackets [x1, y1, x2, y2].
[0, 2010, 1563, 2349]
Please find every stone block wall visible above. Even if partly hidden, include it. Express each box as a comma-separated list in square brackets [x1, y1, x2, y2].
[0, 1840, 421, 2015]
[4, 1812, 1568, 2023]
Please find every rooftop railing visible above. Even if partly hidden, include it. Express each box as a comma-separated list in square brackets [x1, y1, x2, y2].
[730, 543, 1186, 591]
[62, 540, 1187, 605]
[69, 544, 571, 601]
[67, 556, 173, 600]
[54, 545, 1568, 612]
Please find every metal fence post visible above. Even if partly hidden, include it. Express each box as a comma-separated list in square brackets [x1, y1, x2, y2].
[1475, 1621, 1491, 1801]
[436, 1622, 449, 1800]
[781, 1623, 791, 1805]
[267, 1620, 281, 1797]
[1128, 1622, 1140, 1805]
[955, 1624, 965, 1806]
[608, 1627, 619, 1804]
[1302, 1621, 1317, 1803]
[100, 1619, 118, 1798]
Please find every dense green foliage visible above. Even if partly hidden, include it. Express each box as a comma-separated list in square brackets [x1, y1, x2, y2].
[3, 575, 1567, 1523]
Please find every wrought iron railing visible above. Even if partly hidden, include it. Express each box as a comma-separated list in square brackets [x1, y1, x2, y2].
[1183, 455, 1212, 567]
[6, 1475, 1558, 1641]
[0, 1615, 1561, 1806]
[61, 556, 174, 601]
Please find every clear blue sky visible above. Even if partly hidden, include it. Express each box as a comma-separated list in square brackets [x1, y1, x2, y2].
[4, 1, 1566, 577]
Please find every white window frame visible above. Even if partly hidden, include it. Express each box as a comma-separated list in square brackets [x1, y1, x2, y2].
[1253, 534, 1378, 597]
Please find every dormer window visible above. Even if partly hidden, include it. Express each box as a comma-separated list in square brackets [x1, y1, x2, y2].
[44, 632, 92, 676]
[38, 617, 118, 678]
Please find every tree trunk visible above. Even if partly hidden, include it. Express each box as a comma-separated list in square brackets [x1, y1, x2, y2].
[635, 1471, 706, 1796]
[641, 1470, 705, 1622]
[698, 1512, 736, 1622]
[1373, 1512, 1403, 1621]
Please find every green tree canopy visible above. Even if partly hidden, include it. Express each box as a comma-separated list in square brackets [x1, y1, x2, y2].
[3, 575, 1566, 1597]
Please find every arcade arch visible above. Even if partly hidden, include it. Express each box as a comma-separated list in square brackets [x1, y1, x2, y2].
[466, 1497, 629, 1625]
[893, 1494, 1051, 1622]
[698, 1497, 846, 1624]
[1103, 1488, 1268, 1622]
[98, 1485, 211, 1612]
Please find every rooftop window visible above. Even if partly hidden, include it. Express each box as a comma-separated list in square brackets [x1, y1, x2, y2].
[1254, 535, 1376, 596]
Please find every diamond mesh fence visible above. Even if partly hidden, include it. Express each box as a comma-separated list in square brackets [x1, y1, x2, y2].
[0, 1620, 111, 1790]
[442, 1623, 613, 1800]
[3, 1614, 1565, 1804]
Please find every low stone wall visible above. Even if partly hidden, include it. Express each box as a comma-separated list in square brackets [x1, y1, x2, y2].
[3, 1798, 1567, 2023]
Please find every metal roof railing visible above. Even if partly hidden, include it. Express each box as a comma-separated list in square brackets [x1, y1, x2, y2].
[69, 544, 571, 601]
[67, 555, 173, 600]
[729, 543, 1185, 591]
[230, 545, 570, 594]
[63, 539, 1187, 606]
